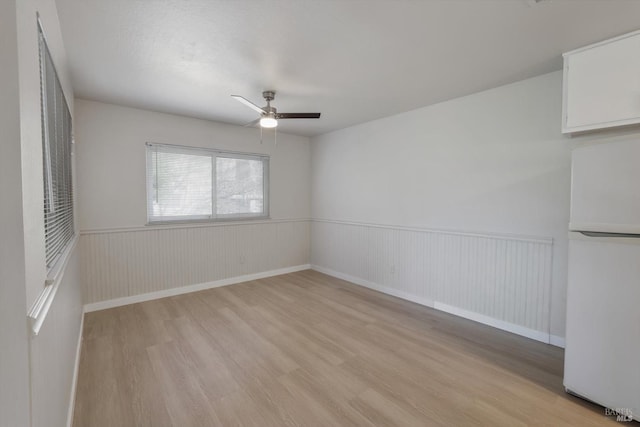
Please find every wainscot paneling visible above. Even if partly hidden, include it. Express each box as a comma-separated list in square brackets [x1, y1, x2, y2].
[80, 219, 310, 304]
[311, 219, 554, 343]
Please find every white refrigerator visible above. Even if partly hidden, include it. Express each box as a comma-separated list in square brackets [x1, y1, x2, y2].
[564, 136, 640, 420]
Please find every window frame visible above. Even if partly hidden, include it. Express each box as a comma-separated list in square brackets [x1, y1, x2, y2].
[145, 142, 270, 224]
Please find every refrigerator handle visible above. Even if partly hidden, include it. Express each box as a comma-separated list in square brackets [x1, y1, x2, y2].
[579, 231, 640, 238]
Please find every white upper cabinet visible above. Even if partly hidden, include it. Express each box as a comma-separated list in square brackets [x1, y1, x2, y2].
[562, 30, 640, 134]
[570, 136, 640, 234]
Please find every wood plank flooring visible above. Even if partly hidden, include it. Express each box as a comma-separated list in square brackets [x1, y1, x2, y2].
[73, 270, 613, 426]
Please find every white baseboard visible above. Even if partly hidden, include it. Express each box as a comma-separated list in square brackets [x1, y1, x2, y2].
[66, 311, 84, 427]
[549, 335, 566, 348]
[432, 301, 551, 344]
[311, 265, 564, 348]
[83, 264, 311, 312]
[310, 265, 435, 308]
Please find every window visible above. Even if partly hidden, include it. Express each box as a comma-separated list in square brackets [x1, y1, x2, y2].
[39, 23, 74, 269]
[146, 143, 269, 223]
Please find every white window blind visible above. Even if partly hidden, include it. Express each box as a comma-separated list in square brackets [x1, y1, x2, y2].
[39, 23, 74, 269]
[146, 143, 269, 223]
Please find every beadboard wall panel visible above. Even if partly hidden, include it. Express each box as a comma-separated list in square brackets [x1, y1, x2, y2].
[311, 220, 553, 339]
[81, 220, 310, 304]
[310, 72, 570, 340]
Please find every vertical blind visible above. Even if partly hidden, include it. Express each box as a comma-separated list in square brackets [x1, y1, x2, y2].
[39, 24, 74, 269]
[146, 143, 269, 223]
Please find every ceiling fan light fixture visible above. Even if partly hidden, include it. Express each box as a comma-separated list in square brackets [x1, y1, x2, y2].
[260, 115, 278, 128]
[232, 91, 320, 131]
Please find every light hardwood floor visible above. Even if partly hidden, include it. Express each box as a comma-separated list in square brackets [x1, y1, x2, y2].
[73, 270, 613, 426]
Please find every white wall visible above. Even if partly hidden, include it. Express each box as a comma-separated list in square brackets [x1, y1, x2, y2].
[0, 1, 84, 426]
[311, 71, 571, 340]
[0, 1, 31, 426]
[76, 100, 312, 304]
[76, 99, 311, 231]
[30, 248, 83, 427]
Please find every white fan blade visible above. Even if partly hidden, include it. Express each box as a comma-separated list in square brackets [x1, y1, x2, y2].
[231, 95, 266, 114]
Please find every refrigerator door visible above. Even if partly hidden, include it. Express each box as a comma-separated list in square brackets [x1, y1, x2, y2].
[564, 232, 640, 417]
[570, 137, 640, 234]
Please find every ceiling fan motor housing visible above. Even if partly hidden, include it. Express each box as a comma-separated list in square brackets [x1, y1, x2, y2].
[262, 91, 277, 115]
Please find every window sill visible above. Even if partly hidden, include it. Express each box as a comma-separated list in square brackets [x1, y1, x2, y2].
[27, 234, 78, 336]
[80, 218, 310, 235]
[146, 215, 271, 226]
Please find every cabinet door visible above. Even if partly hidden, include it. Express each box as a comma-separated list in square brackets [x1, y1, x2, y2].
[563, 31, 640, 133]
[570, 137, 640, 234]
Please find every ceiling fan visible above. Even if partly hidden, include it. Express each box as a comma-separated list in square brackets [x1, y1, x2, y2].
[231, 91, 321, 129]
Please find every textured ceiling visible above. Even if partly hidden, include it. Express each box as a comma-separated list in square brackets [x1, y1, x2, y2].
[55, 0, 640, 137]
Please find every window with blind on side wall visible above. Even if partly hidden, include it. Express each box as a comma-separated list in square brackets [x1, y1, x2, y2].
[146, 143, 269, 223]
[39, 23, 74, 270]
